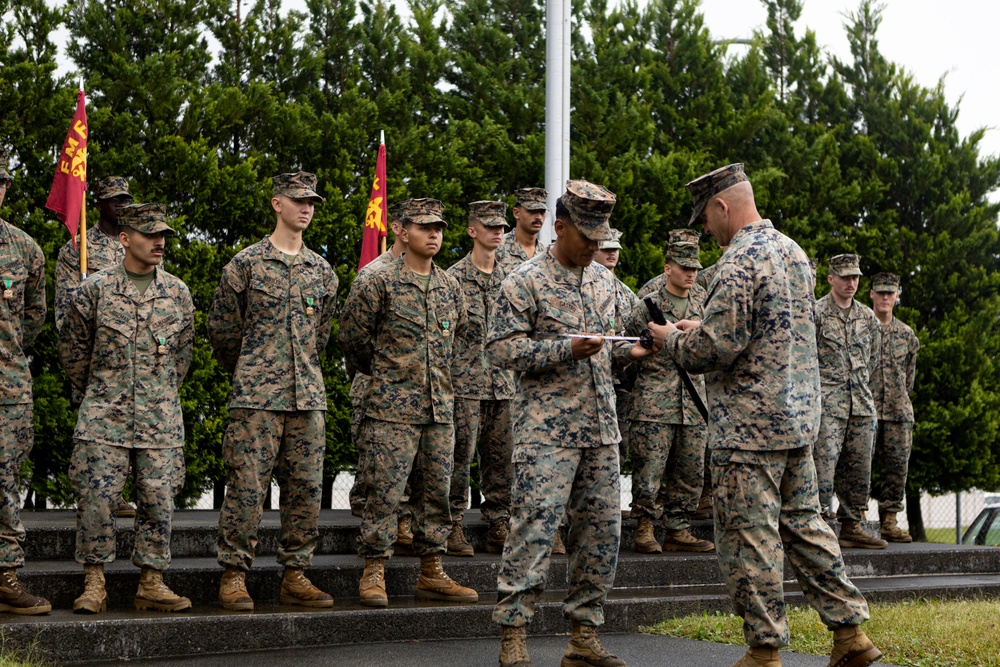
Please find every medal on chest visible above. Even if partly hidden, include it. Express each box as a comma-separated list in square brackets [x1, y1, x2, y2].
[157, 336, 167, 354]
[2, 280, 12, 300]
[441, 320, 451, 337]
[306, 297, 314, 316]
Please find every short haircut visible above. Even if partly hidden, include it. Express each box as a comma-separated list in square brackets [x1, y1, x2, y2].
[555, 197, 571, 224]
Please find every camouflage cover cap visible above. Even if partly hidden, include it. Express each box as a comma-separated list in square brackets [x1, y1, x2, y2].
[469, 200, 508, 227]
[118, 203, 175, 236]
[685, 163, 748, 226]
[514, 187, 548, 211]
[0, 146, 12, 182]
[668, 228, 701, 245]
[92, 176, 133, 202]
[829, 253, 863, 277]
[561, 179, 616, 241]
[872, 272, 901, 293]
[272, 171, 325, 202]
[598, 228, 623, 250]
[389, 200, 407, 226]
[666, 241, 703, 269]
[404, 198, 448, 226]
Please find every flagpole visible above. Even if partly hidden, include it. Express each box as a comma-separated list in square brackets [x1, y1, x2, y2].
[379, 130, 387, 255]
[79, 80, 88, 280]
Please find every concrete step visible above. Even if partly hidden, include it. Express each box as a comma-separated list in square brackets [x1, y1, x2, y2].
[3, 572, 998, 664]
[19, 509, 887, 560]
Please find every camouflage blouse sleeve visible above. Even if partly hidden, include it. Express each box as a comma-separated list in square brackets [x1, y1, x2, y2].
[207, 259, 248, 375]
[485, 274, 574, 372]
[337, 271, 381, 377]
[316, 265, 340, 353]
[58, 279, 97, 404]
[906, 326, 920, 394]
[175, 283, 196, 382]
[54, 243, 78, 331]
[868, 314, 882, 380]
[21, 240, 45, 349]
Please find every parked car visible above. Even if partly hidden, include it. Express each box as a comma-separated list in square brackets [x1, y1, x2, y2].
[961, 494, 1000, 547]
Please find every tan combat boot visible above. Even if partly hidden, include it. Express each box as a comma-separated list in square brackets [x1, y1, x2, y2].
[134, 566, 192, 612]
[359, 557, 388, 607]
[415, 555, 478, 602]
[395, 515, 415, 556]
[693, 490, 713, 521]
[280, 567, 333, 607]
[500, 625, 534, 667]
[486, 520, 509, 554]
[838, 521, 888, 550]
[828, 625, 882, 667]
[634, 517, 662, 554]
[73, 564, 106, 614]
[662, 527, 715, 553]
[880, 512, 912, 543]
[551, 529, 567, 555]
[447, 521, 475, 557]
[731, 646, 782, 667]
[219, 566, 254, 611]
[561, 622, 626, 667]
[0, 568, 51, 616]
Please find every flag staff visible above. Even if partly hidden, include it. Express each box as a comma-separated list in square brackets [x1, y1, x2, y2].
[79, 79, 88, 280]
[379, 130, 386, 255]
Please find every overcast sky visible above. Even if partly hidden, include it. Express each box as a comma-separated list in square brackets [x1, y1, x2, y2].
[699, 0, 1000, 158]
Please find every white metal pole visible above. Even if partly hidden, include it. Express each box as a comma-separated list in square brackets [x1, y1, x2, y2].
[561, 0, 571, 187]
[542, 0, 566, 246]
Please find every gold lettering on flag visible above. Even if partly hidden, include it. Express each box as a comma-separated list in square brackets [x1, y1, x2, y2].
[365, 196, 386, 232]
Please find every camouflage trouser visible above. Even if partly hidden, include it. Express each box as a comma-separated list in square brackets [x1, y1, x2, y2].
[358, 419, 454, 558]
[449, 398, 513, 526]
[69, 440, 184, 570]
[871, 420, 913, 513]
[712, 446, 870, 648]
[616, 388, 632, 468]
[493, 444, 621, 628]
[348, 388, 368, 516]
[0, 404, 33, 568]
[629, 420, 706, 529]
[217, 409, 324, 570]
[814, 414, 877, 521]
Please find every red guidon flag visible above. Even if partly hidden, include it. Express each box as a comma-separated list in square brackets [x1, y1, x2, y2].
[46, 88, 89, 249]
[359, 137, 387, 270]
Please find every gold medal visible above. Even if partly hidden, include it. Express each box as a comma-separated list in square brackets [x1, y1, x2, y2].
[442, 320, 451, 337]
[157, 337, 166, 354]
[306, 297, 314, 316]
[2, 279, 11, 299]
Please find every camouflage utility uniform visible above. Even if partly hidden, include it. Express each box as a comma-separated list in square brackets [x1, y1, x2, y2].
[494, 187, 547, 276]
[0, 217, 46, 573]
[54, 177, 130, 330]
[664, 164, 869, 649]
[814, 266, 882, 522]
[61, 238, 193, 570]
[209, 178, 338, 573]
[489, 182, 631, 630]
[339, 207, 466, 559]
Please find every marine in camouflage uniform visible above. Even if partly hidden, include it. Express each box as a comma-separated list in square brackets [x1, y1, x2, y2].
[655, 164, 880, 667]
[339, 198, 477, 608]
[209, 172, 338, 611]
[489, 181, 656, 667]
[0, 147, 51, 616]
[624, 239, 712, 554]
[814, 254, 887, 550]
[868, 272, 919, 543]
[494, 187, 547, 276]
[54, 176, 131, 330]
[61, 203, 194, 614]
[637, 228, 707, 303]
[445, 200, 516, 557]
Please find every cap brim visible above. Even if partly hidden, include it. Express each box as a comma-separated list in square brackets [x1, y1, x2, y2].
[688, 199, 707, 226]
[674, 258, 702, 269]
[578, 224, 614, 242]
[285, 188, 325, 203]
[97, 190, 132, 201]
[409, 215, 448, 227]
[520, 202, 548, 211]
[599, 242, 622, 250]
[128, 223, 175, 236]
[832, 269, 863, 277]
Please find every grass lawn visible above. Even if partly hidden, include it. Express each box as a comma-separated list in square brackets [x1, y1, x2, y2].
[922, 527, 966, 544]
[646, 598, 1000, 667]
[0, 637, 47, 667]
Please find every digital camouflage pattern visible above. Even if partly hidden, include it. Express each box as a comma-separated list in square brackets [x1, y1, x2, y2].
[624, 284, 707, 528]
[338, 257, 466, 425]
[217, 409, 325, 570]
[665, 241, 702, 269]
[712, 446, 869, 647]
[871, 272, 900, 293]
[401, 197, 447, 225]
[870, 316, 919, 422]
[90, 176, 132, 201]
[118, 203, 175, 236]
[0, 219, 46, 405]
[486, 250, 634, 449]
[561, 180, 615, 241]
[356, 420, 454, 557]
[468, 200, 508, 227]
[663, 216, 868, 649]
[272, 171, 324, 201]
[59, 265, 194, 448]
[598, 228, 623, 250]
[814, 415, 877, 521]
[828, 253, 863, 277]
[0, 147, 11, 182]
[208, 237, 339, 411]
[871, 421, 913, 513]
[54, 226, 125, 330]
[69, 441, 184, 569]
[514, 187, 548, 211]
[0, 404, 33, 567]
[495, 230, 544, 276]
[814, 294, 881, 419]
[610, 275, 640, 463]
[684, 163, 747, 225]
[493, 443, 621, 627]
[696, 260, 720, 293]
[446, 252, 515, 525]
